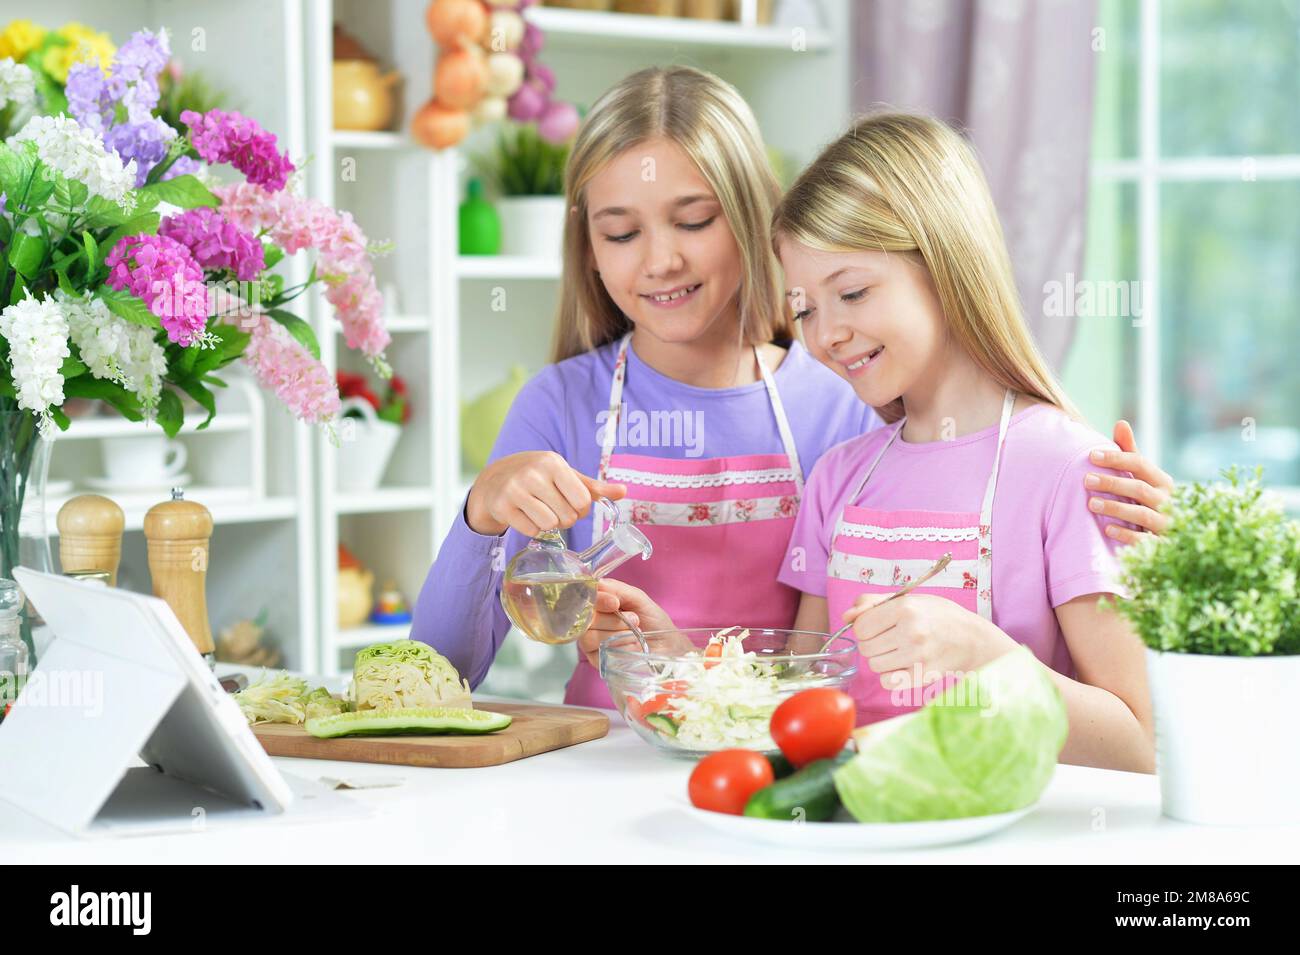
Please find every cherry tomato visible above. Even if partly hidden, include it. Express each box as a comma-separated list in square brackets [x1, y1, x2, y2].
[688, 749, 775, 815]
[770, 688, 856, 767]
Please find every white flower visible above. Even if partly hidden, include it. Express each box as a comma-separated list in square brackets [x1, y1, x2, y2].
[58, 291, 166, 411]
[0, 57, 35, 112]
[0, 292, 70, 435]
[7, 114, 137, 211]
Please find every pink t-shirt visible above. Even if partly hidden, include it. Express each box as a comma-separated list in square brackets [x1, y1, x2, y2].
[778, 402, 1131, 682]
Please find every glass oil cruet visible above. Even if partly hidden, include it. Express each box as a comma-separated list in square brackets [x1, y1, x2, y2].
[0, 579, 28, 716]
[501, 497, 653, 645]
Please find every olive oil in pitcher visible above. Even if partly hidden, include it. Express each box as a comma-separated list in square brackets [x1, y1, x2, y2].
[500, 498, 653, 645]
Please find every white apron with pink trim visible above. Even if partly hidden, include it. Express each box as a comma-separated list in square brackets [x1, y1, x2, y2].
[563, 332, 806, 708]
[827, 390, 1015, 725]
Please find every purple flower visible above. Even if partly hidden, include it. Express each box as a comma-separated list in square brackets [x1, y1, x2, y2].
[159, 207, 265, 281]
[103, 117, 177, 187]
[66, 29, 176, 183]
[181, 108, 294, 192]
[105, 233, 209, 346]
[107, 29, 168, 122]
[162, 156, 201, 181]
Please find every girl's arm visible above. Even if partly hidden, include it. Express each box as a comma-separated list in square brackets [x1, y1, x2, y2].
[1047, 593, 1155, 773]
[792, 591, 830, 633]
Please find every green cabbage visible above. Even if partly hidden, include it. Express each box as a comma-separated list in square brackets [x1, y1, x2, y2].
[833, 647, 1068, 822]
[351, 640, 471, 712]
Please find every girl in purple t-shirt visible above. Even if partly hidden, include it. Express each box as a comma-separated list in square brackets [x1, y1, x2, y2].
[770, 113, 1156, 772]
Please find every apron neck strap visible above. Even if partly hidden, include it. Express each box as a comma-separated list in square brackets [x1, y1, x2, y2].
[599, 333, 804, 492]
[978, 389, 1017, 528]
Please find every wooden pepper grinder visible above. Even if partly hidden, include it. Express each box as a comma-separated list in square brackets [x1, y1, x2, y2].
[57, 495, 125, 585]
[144, 488, 215, 662]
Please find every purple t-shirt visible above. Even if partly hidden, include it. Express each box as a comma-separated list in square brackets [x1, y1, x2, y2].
[412, 338, 881, 689]
[778, 402, 1130, 679]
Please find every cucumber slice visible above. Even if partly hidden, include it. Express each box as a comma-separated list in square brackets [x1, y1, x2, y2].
[644, 713, 679, 737]
[305, 706, 512, 739]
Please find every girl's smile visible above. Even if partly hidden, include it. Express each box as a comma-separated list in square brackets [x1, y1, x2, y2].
[641, 281, 704, 308]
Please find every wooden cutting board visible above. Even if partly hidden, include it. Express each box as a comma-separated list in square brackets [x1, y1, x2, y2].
[251, 702, 609, 769]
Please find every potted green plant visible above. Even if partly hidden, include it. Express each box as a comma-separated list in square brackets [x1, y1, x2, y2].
[1111, 467, 1300, 825]
[473, 123, 569, 258]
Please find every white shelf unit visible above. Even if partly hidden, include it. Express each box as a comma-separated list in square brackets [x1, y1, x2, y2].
[29, 0, 851, 688]
[32, 0, 319, 672]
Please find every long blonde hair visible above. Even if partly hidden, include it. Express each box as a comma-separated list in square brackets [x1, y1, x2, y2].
[551, 66, 790, 362]
[771, 111, 1078, 424]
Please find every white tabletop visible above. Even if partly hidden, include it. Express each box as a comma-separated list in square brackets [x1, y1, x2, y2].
[2, 690, 1297, 863]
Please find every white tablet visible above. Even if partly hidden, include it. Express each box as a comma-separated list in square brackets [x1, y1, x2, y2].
[0, 568, 293, 835]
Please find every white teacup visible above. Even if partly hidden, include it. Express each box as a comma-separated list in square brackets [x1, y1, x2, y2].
[100, 434, 187, 484]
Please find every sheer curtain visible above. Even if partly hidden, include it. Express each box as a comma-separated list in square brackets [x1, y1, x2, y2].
[852, 0, 1099, 367]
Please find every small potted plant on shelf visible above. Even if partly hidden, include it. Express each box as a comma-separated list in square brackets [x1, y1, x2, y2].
[1110, 466, 1300, 825]
[474, 122, 569, 258]
[336, 371, 410, 492]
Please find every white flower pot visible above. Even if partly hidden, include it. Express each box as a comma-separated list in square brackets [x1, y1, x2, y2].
[1146, 648, 1300, 825]
[496, 195, 566, 258]
[336, 397, 402, 492]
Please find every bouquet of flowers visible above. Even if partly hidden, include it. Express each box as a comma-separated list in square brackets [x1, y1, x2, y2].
[0, 26, 391, 441]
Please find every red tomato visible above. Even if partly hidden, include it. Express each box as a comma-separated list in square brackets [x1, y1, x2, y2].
[688, 749, 775, 815]
[770, 688, 856, 767]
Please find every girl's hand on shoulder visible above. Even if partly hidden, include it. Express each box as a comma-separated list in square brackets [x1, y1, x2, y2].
[466, 450, 626, 537]
[843, 592, 1016, 691]
[1085, 420, 1174, 544]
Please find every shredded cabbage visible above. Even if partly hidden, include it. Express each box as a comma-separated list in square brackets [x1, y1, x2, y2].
[635, 628, 825, 750]
[350, 639, 471, 711]
[235, 672, 345, 725]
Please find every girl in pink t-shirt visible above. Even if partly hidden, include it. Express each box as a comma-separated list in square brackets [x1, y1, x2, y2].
[770, 113, 1155, 773]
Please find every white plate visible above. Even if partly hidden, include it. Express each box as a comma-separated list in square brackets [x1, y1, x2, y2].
[84, 473, 192, 493]
[681, 799, 1033, 850]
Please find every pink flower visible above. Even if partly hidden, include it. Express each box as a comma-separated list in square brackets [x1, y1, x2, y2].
[213, 182, 391, 363]
[237, 312, 340, 424]
[104, 233, 208, 346]
[181, 108, 295, 191]
[688, 503, 711, 523]
[159, 207, 265, 281]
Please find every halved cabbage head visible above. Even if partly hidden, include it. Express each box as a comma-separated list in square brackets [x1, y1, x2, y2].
[833, 646, 1068, 822]
[351, 639, 472, 712]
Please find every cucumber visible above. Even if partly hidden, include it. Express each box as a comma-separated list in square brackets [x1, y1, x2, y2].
[744, 750, 855, 821]
[305, 706, 511, 739]
[765, 752, 796, 779]
[727, 704, 771, 721]
[644, 713, 679, 737]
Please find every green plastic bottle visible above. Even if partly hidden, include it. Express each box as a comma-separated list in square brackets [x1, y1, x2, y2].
[458, 178, 502, 255]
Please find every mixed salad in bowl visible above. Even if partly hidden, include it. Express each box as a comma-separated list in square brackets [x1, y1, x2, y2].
[601, 627, 858, 755]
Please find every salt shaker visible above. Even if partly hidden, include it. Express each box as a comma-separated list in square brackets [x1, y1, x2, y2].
[56, 494, 125, 585]
[144, 488, 215, 663]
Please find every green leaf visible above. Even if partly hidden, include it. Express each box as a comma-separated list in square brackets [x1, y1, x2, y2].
[63, 376, 144, 422]
[59, 354, 88, 379]
[82, 196, 131, 229]
[8, 273, 27, 305]
[202, 374, 228, 388]
[96, 287, 159, 328]
[7, 232, 48, 278]
[262, 242, 285, 270]
[172, 375, 216, 429]
[55, 267, 76, 296]
[49, 404, 71, 432]
[266, 308, 320, 360]
[99, 211, 162, 261]
[155, 388, 184, 438]
[138, 174, 219, 210]
[25, 171, 56, 207]
[82, 232, 99, 276]
[0, 144, 36, 201]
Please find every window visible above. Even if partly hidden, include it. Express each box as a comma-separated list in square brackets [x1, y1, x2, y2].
[1065, 0, 1300, 504]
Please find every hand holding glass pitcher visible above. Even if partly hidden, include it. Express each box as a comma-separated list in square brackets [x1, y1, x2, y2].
[501, 497, 653, 645]
[466, 450, 628, 537]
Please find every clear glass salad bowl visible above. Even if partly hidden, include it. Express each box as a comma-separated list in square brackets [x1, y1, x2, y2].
[599, 627, 858, 757]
